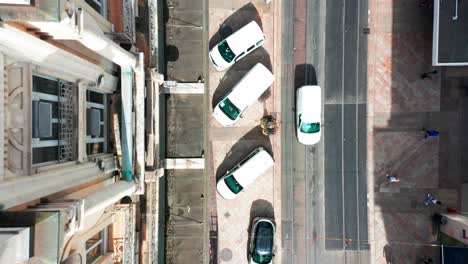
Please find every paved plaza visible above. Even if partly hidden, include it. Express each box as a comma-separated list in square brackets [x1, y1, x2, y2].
[368, 0, 461, 263]
[207, 0, 282, 263]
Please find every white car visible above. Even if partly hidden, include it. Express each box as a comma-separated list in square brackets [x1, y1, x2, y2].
[216, 147, 274, 199]
[296, 85, 321, 145]
[209, 21, 265, 71]
[213, 63, 274, 126]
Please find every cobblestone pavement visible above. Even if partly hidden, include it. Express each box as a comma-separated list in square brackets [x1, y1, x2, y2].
[367, 0, 460, 263]
[207, 0, 282, 263]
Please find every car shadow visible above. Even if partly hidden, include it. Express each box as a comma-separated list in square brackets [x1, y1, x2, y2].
[211, 47, 272, 109]
[215, 126, 273, 181]
[209, 3, 263, 50]
[294, 64, 318, 89]
[246, 199, 275, 262]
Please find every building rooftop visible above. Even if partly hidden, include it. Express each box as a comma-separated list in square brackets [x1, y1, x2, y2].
[434, 0, 468, 65]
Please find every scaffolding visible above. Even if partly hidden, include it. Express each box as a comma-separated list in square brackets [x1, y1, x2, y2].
[58, 80, 74, 162]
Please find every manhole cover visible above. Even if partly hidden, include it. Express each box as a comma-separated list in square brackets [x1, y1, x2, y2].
[224, 211, 231, 218]
[220, 248, 232, 261]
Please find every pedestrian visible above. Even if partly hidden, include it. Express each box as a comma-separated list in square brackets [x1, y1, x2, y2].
[421, 70, 438, 79]
[386, 174, 400, 183]
[425, 193, 433, 206]
[425, 193, 442, 206]
[422, 128, 439, 139]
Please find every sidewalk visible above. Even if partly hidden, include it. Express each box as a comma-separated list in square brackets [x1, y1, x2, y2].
[207, 0, 282, 263]
[367, 0, 460, 263]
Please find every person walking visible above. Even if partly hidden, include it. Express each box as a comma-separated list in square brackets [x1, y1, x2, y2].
[425, 193, 442, 206]
[422, 128, 439, 139]
[421, 70, 438, 79]
[386, 174, 400, 183]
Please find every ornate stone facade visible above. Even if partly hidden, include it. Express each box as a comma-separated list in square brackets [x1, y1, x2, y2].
[6, 62, 31, 176]
[113, 203, 136, 264]
[123, 0, 136, 44]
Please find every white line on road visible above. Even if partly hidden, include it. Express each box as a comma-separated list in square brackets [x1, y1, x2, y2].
[355, 0, 362, 261]
[341, 0, 347, 261]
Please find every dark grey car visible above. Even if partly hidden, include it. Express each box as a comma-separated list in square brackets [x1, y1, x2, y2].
[249, 217, 276, 264]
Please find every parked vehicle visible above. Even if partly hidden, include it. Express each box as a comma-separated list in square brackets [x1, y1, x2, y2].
[249, 217, 276, 264]
[209, 21, 265, 71]
[216, 147, 274, 199]
[296, 85, 321, 145]
[213, 63, 274, 126]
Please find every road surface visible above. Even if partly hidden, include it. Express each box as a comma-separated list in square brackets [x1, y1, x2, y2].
[281, 0, 369, 263]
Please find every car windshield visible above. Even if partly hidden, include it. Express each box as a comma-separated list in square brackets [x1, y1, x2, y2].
[219, 98, 240, 120]
[251, 222, 274, 264]
[300, 121, 320, 133]
[224, 175, 243, 194]
[218, 40, 236, 63]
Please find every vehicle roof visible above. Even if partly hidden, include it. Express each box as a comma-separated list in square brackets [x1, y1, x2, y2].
[226, 21, 264, 55]
[228, 63, 274, 111]
[298, 85, 321, 121]
[254, 221, 274, 253]
[233, 148, 274, 187]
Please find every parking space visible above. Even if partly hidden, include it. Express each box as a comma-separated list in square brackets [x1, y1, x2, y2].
[166, 94, 204, 158]
[165, 169, 205, 264]
[207, 1, 282, 263]
[165, 0, 204, 82]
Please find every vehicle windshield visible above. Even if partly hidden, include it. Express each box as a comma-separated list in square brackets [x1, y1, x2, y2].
[218, 40, 236, 63]
[251, 222, 274, 263]
[224, 175, 243, 194]
[300, 121, 320, 133]
[219, 98, 240, 120]
[252, 252, 272, 264]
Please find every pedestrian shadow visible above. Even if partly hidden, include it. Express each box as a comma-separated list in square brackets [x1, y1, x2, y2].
[294, 64, 318, 89]
[163, 0, 170, 24]
[211, 47, 272, 109]
[215, 126, 273, 181]
[383, 244, 395, 264]
[209, 3, 263, 50]
[246, 199, 275, 262]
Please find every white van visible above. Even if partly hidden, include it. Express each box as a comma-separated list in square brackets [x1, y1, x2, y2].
[217, 147, 274, 199]
[213, 63, 274, 126]
[209, 21, 265, 71]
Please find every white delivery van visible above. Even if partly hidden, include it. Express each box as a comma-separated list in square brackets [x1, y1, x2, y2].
[216, 147, 274, 199]
[213, 63, 274, 126]
[296, 85, 321, 145]
[209, 21, 265, 71]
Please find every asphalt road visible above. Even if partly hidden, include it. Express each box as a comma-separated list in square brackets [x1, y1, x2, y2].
[281, 0, 369, 263]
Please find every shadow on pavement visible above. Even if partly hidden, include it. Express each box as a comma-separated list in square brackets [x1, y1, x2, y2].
[294, 64, 318, 89]
[215, 126, 273, 181]
[165, 45, 179, 62]
[383, 244, 395, 264]
[209, 3, 263, 50]
[211, 47, 272, 108]
[163, 0, 169, 24]
[246, 199, 275, 261]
